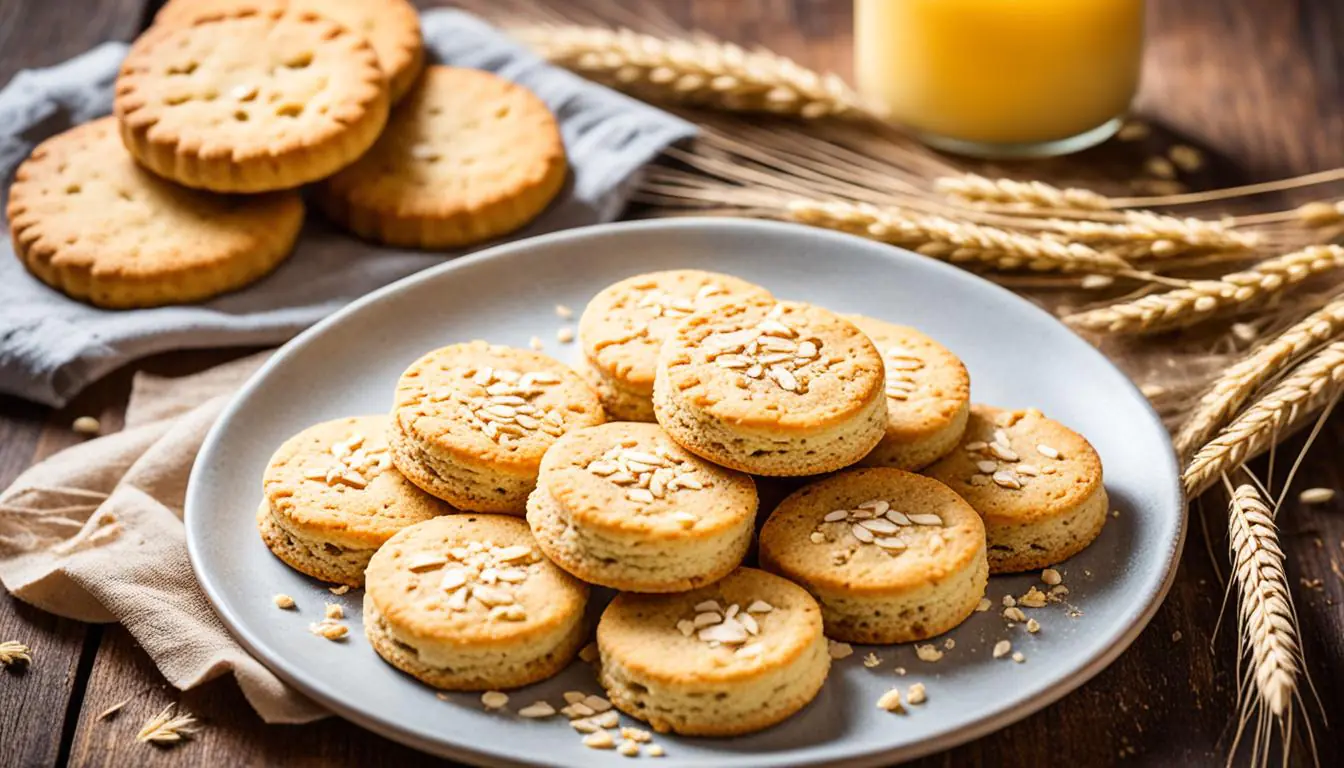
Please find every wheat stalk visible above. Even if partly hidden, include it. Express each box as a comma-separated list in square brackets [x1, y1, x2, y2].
[1066, 245, 1344, 335]
[1174, 296, 1344, 458]
[136, 704, 199, 745]
[935, 174, 1113, 211]
[510, 25, 866, 119]
[786, 199, 1134, 273]
[1227, 483, 1300, 720]
[1045, 211, 1260, 260]
[1184, 340, 1344, 496]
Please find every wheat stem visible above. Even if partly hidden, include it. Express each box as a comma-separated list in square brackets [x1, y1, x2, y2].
[1044, 211, 1260, 260]
[511, 24, 867, 119]
[1066, 246, 1344, 335]
[785, 199, 1133, 274]
[1226, 483, 1300, 719]
[1174, 296, 1344, 458]
[1184, 341, 1344, 496]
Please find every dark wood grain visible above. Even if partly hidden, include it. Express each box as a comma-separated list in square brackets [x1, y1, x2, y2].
[4, 1, 1344, 766]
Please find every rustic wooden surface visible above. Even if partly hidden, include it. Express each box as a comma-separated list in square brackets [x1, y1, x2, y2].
[1, 0, 1342, 766]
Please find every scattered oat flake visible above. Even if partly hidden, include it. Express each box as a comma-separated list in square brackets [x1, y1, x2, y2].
[893, 666, 907, 676]
[1003, 606, 1027, 623]
[136, 704, 198, 745]
[595, 710, 619, 729]
[1002, 595, 1016, 608]
[1299, 488, 1336, 505]
[563, 691, 587, 705]
[1112, 509, 1120, 518]
[1041, 568, 1062, 586]
[1171, 631, 1183, 643]
[73, 416, 101, 435]
[975, 598, 992, 612]
[529, 336, 544, 351]
[1144, 156, 1177, 179]
[1011, 651, 1026, 663]
[992, 640, 1012, 659]
[272, 594, 295, 609]
[555, 304, 573, 319]
[863, 652, 882, 668]
[519, 701, 556, 718]
[436, 692, 449, 701]
[97, 696, 134, 721]
[1019, 587, 1048, 608]
[618, 740, 640, 757]
[914, 644, 943, 662]
[578, 642, 599, 663]
[481, 691, 510, 710]
[1168, 144, 1204, 172]
[0, 641, 32, 666]
[583, 694, 613, 713]
[329, 585, 350, 595]
[1117, 121, 1149, 141]
[942, 637, 955, 650]
[647, 744, 666, 757]
[1026, 618, 1041, 634]
[324, 603, 344, 620]
[583, 730, 615, 749]
[557, 327, 575, 344]
[876, 688, 904, 712]
[907, 682, 927, 705]
[827, 640, 854, 659]
[308, 621, 347, 640]
[621, 727, 652, 743]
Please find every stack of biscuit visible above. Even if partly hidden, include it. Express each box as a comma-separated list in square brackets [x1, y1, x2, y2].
[257, 267, 1109, 742]
[6, 0, 569, 309]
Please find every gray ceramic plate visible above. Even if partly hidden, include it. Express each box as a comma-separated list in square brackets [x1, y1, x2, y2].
[186, 219, 1184, 767]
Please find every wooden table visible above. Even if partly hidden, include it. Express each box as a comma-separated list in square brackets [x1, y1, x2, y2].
[2, 1, 1341, 765]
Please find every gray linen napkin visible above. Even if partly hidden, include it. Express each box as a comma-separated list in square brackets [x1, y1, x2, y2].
[0, 10, 694, 407]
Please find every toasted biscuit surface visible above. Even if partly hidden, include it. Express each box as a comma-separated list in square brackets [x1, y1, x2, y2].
[848, 315, 971, 470]
[155, 0, 424, 102]
[115, 8, 389, 192]
[653, 298, 887, 475]
[596, 567, 829, 736]
[319, 66, 567, 249]
[527, 421, 757, 592]
[6, 118, 302, 308]
[259, 415, 450, 585]
[759, 467, 987, 643]
[924, 404, 1108, 573]
[391, 342, 605, 513]
[364, 514, 588, 689]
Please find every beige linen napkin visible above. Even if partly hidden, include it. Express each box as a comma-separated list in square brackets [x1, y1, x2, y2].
[0, 352, 328, 723]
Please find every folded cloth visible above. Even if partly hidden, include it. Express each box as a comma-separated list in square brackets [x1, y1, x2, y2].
[0, 9, 694, 407]
[0, 352, 341, 722]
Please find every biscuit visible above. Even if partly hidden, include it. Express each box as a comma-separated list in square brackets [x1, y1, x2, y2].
[924, 405, 1108, 573]
[653, 298, 888, 476]
[6, 118, 302, 308]
[390, 341, 605, 514]
[155, 0, 424, 103]
[596, 567, 829, 736]
[364, 514, 588, 690]
[526, 421, 758, 592]
[318, 66, 567, 249]
[259, 415, 451, 586]
[114, 8, 389, 192]
[849, 315, 970, 470]
[758, 467, 987, 644]
[577, 270, 772, 421]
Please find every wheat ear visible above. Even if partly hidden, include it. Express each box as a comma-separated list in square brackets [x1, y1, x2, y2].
[1227, 483, 1300, 719]
[1045, 211, 1260, 260]
[1066, 245, 1344, 335]
[934, 173, 1113, 211]
[786, 199, 1133, 273]
[510, 25, 865, 119]
[1174, 296, 1344, 457]
[1184, 340, 1344, 496]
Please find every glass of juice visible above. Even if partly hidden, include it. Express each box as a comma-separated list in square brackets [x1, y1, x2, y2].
[854, 0, 1146, 158]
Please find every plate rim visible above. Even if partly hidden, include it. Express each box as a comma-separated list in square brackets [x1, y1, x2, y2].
[185, 217, 1186, 768]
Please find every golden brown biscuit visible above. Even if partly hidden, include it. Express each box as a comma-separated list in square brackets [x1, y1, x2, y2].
[154, 0, 425, 103]
[319, 66, 567, 249]
[390, 342, 605, 514]
[526, 421, 758, 592]
[653, 298, 887, 476]
[259, 415, 451, 586]
[114, 8, 389, 192]
[577, 270, 773, 421]
[596, 567, 829, 736]
[6, 118, 302, 308]
[924, 404, 1108, 573]
[759, 467, 987, 644]
[364, 514, 588, 690]
[849, 316, 970, 470]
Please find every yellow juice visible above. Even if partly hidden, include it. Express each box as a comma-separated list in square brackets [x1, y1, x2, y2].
[854, 0, 1145, 155]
